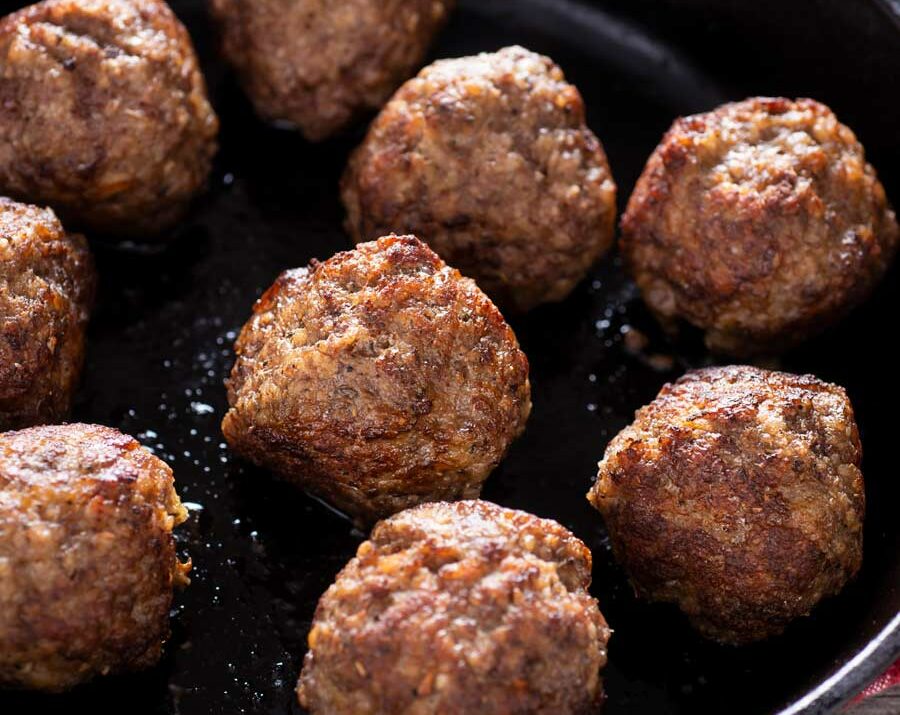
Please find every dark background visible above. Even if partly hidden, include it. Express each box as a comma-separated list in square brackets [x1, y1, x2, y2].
[1, 0, 898, 713]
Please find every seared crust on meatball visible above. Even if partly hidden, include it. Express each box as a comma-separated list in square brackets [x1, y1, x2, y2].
[0, 0, 218, 236]
[208, 0, 454, 141]
[587, 365, 864, 644]
[0, 197, 95, 430]
[342, 46, 617, 312]
[298, 500, 610, 714]
[0, 424, 190, 691]
[621, 97, 898, 356]
[223, 235, 531, 526]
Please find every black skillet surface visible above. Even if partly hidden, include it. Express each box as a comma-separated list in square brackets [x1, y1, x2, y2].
[1, 0, 898, 713]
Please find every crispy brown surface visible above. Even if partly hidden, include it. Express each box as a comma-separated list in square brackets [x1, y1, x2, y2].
[208, 0, 454, 141]
[222, 235, 531, 526]
[0, 197, 94, 430]
[297, 500, 610, 714]
[621, 97, 898, 356]
[587, 365, 864, 644]
[342, 46, 617, 312]
[0, 423, 189, 691]
[0, 0, 218, 236]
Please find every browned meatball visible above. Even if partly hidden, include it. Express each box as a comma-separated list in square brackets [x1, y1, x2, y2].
[621, 97, 898, 356]
[298, 500, 610, 714]
[208, 0, 455, 141]
[587, 365, 864, 644]
[0, 423, 190, 691]
[0, 0, 218, 237]
[0, 197, 95, 430]
[222, 235, 531, 526]
[342, 46, 617, 313]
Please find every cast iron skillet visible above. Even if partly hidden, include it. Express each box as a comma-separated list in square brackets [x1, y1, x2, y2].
[0, 0, 897, 713]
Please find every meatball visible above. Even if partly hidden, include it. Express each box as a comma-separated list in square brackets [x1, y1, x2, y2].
[621, 97, 898, 356]
[587, 365, 864, 644]
[297, 500, 610, 714]
[342, 46, 617, 313]
[222, 235, 531, 526]
[208, 0, 455, 141]
[0, 197, 95, 430]
[0, 0, 218, 237]
[0, 423, 190, 691]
